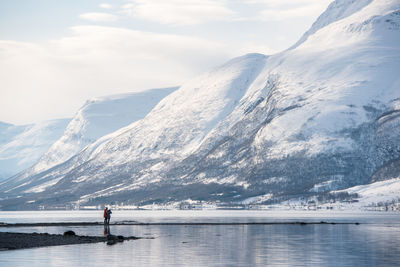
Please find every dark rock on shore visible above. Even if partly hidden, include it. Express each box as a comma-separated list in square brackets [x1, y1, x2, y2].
[63, 230, 76, 236]
[0, 232, 140, 250]
[106, 234, 124, 245]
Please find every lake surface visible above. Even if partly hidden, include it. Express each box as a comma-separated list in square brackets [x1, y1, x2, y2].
[0, 210, 399, 266]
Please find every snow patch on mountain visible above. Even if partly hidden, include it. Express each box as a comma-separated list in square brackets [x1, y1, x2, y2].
[340, 177, 400, 203]
[313, 177, 400, 210]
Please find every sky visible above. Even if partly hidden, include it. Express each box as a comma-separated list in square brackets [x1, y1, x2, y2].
[0, 0, 332, 125]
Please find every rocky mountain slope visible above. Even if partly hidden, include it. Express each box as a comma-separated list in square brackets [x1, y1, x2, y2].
[0, 0, 399, 209]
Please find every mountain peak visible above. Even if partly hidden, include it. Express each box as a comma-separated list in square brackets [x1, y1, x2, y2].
[291, 0, 399, 49]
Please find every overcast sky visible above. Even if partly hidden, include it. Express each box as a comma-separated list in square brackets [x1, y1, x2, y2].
[0, 0, 332, 125]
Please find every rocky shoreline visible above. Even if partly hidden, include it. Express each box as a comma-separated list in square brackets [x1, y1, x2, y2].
[0, 232, 140, 250]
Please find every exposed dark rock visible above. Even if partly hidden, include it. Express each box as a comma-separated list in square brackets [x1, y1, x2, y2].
[0, 232, 141, 250]
[63, 230, 75, 236]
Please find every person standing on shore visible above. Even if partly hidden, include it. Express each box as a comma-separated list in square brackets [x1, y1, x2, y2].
[103, 207, 108, 224]
[106, 208, 112, 224]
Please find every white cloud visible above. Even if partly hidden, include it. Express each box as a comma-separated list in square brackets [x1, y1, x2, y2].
[79, 12, 118, 22]
[242, 0, 332, 21]
[99, 3, 112, 9]
[260, 5, 327, 21]
[0, 26, 235, 124]
[245, 0, 332, 7]
[122, 0, 235, 25]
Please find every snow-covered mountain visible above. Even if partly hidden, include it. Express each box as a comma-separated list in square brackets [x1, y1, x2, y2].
[0, 55, 267, 202]
[1, 87, 177, 189]
[0, 0, 399, 210]
[31, 88, 178, 174]
[0, 119, 70, 181]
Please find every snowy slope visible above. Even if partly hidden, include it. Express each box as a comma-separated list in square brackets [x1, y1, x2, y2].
[0, 0, 399, 209]
[338, 177, 400, 209]
[0, 119, 70, 181]
[32, 87, 177, 174]
[3, 87, 177, 190]
[292, 0, 374, 49]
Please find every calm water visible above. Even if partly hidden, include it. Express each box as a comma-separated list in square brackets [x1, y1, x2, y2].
[0, 210, 399, 266]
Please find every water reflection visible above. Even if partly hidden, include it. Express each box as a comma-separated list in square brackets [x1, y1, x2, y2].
[104, 225, 111, 236]
[1, 211, 400, 266]
[1, 223, 400, 266]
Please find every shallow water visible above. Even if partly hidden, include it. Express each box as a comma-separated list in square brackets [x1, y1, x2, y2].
[1, 210, 399, 266]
